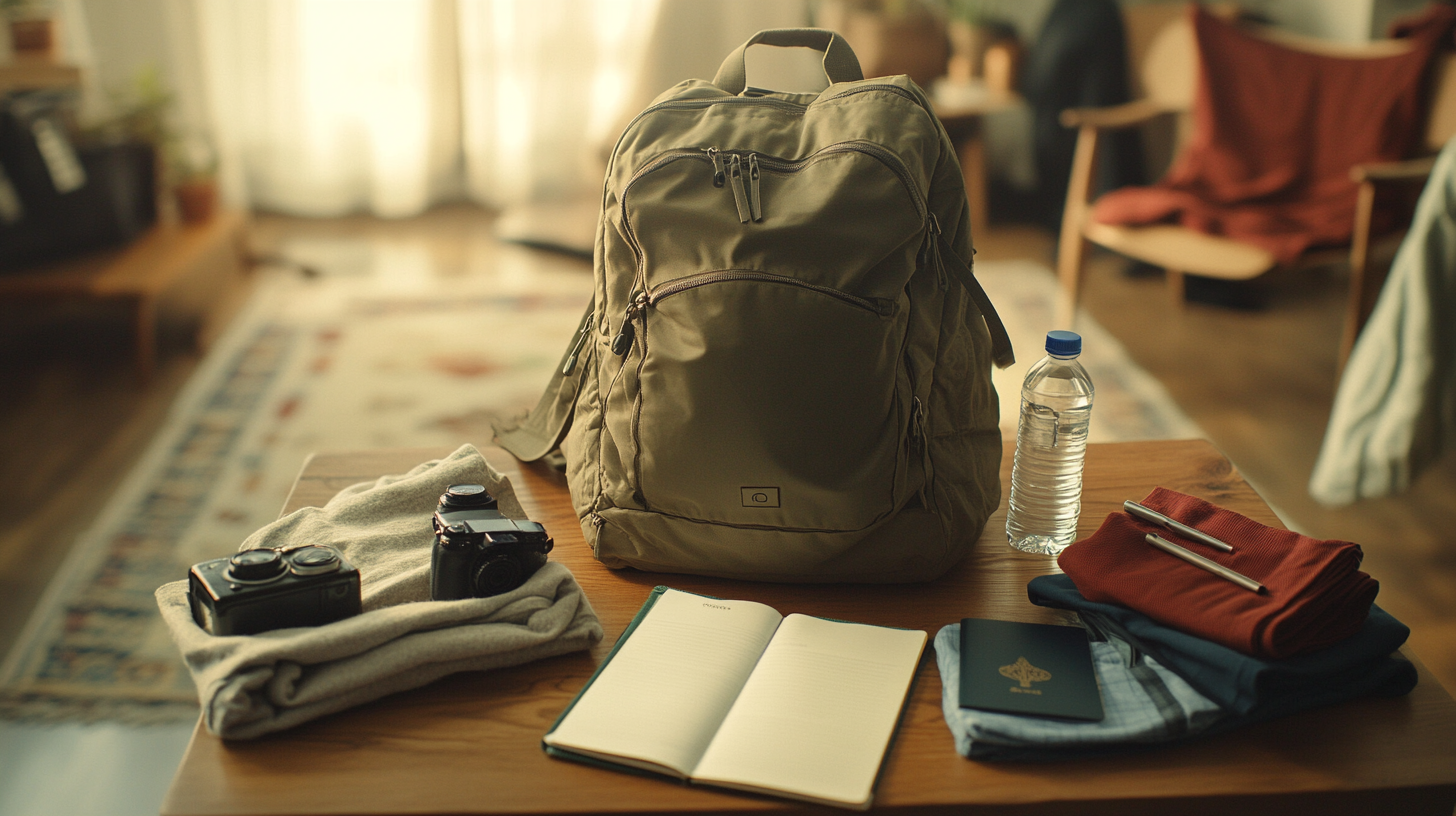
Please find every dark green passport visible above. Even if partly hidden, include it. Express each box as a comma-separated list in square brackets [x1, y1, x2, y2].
[959, 618, 1104, 721]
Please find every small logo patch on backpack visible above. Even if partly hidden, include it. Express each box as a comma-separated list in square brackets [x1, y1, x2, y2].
[740, 487, 780, 508]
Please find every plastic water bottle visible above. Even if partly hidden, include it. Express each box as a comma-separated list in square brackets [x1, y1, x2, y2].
[1006, 330, 1095, 555]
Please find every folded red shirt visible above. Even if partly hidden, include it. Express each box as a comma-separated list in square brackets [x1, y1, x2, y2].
[1056, 487, 1378, 658]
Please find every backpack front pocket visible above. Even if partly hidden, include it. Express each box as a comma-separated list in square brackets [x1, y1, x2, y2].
[622, 272, 912, 531]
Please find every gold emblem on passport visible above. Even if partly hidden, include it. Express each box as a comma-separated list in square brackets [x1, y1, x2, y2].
[1000, 656, 1051, 694]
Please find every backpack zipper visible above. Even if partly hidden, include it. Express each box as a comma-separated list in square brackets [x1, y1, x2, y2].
[594, 289, 652, 518]
[561, 310, 595, 375]
[627, 291, 651, 508]
[646, 269, 893, 315]
[747, 154, 762, 222]
[727, 154, 752, 224]
[745, 141, 927, 226]
[921, 213, 948, 291]
[610, 268, 891, 371]
[911, 395, 931, 508]
[707, 147, 726, 187]
[618, 140, 929, 284]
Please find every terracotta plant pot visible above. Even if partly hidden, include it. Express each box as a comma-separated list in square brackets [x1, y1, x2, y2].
[10, 17, 56, 59]
[947, 19, 990, 83]
[174, 179, 218, 224]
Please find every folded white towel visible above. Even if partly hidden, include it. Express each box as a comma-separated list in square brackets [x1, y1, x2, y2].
[155, 444, 602, 739]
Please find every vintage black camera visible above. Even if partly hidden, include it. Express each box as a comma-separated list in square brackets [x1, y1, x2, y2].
[431, 484, 553, 600]
[188, 546, 362, 636]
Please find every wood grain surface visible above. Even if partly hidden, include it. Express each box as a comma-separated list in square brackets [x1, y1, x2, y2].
[161, 440, 1456, 816]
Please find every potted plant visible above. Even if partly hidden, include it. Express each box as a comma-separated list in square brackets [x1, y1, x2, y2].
[99, 66, 220, 224]
[168, 131, 219, 223]
[3, 0, 56, 59]
[945, 0, 1019, 90]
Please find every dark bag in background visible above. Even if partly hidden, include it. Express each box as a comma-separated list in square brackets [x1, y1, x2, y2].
[0, 90, 156, 271]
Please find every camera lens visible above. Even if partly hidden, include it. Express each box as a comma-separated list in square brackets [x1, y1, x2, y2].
[288, 546, 342, 576]
[441, 483, 497, 509]
[226, 549, 287, 583]
[472, 555, 523, 597]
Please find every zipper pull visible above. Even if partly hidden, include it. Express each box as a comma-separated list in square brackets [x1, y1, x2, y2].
[728, 154, 751, 224]
[911, 396, 927, 450]
[748, 153, 762, 222]
[911, 396, 932, 507]
[610, 293, 644, 356]
[610, 320, 635, 356]
[925, 213, 947, 291]
[707, 147, 725, 188]
[561, 311, 594, 375]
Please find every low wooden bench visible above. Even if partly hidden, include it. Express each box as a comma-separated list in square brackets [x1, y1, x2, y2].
[0, 209, 249, 380]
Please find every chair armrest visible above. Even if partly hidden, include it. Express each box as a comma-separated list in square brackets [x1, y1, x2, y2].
[1350, 156, 1438, 184]
[1060, 99, 1177, 130]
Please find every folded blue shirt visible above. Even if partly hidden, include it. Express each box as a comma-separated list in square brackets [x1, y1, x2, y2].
[933, 576, 1417, 761]
[1028, 574, 1417, 719]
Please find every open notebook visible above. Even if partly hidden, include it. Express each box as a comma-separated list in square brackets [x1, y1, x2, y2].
[543, 586, 927, 810]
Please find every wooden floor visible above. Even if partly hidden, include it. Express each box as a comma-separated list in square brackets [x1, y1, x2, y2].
[2, 203, 1453, 696]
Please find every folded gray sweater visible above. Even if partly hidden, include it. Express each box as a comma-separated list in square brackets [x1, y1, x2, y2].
[155, 444, 603, 740]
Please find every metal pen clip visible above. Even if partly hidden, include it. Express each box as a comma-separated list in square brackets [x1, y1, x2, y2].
[1123, 500, 1235, 552]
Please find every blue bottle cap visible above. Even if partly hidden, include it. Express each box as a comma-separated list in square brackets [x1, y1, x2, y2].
[1045, 330, 1081, 356]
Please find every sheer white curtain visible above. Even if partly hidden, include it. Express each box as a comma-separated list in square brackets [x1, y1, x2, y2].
[457, 0, 658, 208]
[188, 0, 658, 217]
[99, 0, 816, 218]
[196, 0, 464, 217]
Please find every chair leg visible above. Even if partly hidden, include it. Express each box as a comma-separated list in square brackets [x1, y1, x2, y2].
[1055, 231, 1088, 329]
[1055, 125, 1101, 329]
[1339, 180, 1378, 373]
[1166, 269, 1186, 307]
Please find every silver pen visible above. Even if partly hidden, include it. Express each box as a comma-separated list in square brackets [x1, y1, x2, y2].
[1123, 500, 1235, 552]
[1145, 533, 1265, 594]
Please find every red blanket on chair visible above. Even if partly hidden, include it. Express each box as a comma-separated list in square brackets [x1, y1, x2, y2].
[1091, 5, 1454, 265]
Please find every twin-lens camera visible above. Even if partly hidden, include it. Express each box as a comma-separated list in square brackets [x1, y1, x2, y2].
[188, 545, 361, 636]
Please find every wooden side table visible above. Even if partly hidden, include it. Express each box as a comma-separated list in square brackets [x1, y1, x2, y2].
[0, 59, 80, 93]
[0, 210, 250, 381]
[931, 79, 1021, 241]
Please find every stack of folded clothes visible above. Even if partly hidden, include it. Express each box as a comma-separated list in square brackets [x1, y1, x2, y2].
[933, 488, 1417, 760]
[156, 444, 604, 740]
[1059, 487, 1379, 658]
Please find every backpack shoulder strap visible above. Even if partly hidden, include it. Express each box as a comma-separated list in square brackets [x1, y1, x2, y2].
[937, 232, 1016, 369]
[493, 302, 594, 462]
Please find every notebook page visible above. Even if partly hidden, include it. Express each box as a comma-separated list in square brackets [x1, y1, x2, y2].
[544, 589, 782, 776]
[691, 614, 926, 808]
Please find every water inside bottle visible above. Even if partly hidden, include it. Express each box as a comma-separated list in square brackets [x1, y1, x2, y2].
[1006, 400, 1092, 555]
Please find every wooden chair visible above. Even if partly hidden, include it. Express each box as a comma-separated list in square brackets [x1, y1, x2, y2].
[1055, 5, 1456, 368]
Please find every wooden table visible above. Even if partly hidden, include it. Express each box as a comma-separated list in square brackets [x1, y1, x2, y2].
[161, 440, 1456, 815]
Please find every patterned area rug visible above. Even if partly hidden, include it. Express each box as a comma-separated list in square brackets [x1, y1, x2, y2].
[0, 244, 1199, 723]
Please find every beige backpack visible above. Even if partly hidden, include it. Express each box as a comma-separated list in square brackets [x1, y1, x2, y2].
[496, 29, 1014, 582]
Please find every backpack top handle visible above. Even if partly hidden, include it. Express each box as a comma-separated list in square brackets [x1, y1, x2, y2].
[712, 28, 864, 95]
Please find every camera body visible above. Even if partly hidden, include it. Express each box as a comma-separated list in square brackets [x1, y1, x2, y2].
[189, 545, 361, 636]
[431, 484, 553, 601]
